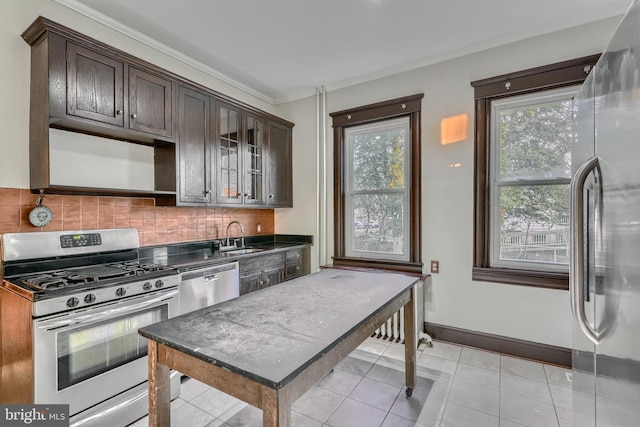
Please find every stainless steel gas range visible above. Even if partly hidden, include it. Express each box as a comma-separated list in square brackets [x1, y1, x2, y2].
[0, 228, 181, 427]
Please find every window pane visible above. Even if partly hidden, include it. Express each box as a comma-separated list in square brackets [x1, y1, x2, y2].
[498, 96, 574, 181]
[348, 122, 406, 191]
[498, 184, 569, 265]
[351, 192, 405, 256]
[345, 117, 410, 261]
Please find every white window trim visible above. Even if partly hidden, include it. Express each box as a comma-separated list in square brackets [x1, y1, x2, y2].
[344, 117, 411, 261]
[488, 85, 578, 272]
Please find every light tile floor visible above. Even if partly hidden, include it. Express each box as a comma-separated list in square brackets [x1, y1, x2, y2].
[129, 338, 572, 427]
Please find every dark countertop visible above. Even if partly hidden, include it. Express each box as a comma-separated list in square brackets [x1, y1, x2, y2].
[139, 234, 312, 271]
[138, 268, 418, 389]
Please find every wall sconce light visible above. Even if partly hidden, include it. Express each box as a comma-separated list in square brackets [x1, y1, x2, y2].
[440, 114, 469, 145]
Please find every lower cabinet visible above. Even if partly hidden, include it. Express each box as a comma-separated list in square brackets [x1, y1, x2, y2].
[284, 247, 310, 280]
[239, 253, 284, 295]
[238, 247, 310, 295]
[239, 270, 264, 295]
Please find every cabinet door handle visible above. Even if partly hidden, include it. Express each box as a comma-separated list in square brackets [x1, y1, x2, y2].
[131, 113, 137, 119]
[269, 194, 273, 198]
[204, 189, 211, 195]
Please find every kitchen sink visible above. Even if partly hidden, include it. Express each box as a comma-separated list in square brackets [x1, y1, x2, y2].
[218, 248, 264, 256]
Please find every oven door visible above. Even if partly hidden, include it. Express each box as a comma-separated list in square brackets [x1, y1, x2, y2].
[33, 287, 179, 416]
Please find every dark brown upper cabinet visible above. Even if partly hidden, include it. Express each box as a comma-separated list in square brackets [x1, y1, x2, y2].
[129, 67, 173, 138]
[215, 101, 242, 205]
[43, 35, 176, 145]
[65, 43, 174, 140]
[242, 111, 267, 206]
[267, 120, 293, 207]
[67, 49, 173, 138]
[66, 43, 125, 127]
[22, 19, 176, 198]
[214, 103, 267, 206]
[176, 85, 213, 205]
[22, 16, 293, 205]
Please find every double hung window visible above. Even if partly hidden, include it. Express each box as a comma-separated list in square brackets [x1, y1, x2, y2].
[490, 87, 576, 272]
[471, 55, 599, 289]
[331, 95, 423, 274]
[344, 117, 410, 261]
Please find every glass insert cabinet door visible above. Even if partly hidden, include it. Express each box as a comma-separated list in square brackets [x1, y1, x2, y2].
[217, 102, 241, 204]
[244, 112, 266, 205]
[216, 103, 267, 205]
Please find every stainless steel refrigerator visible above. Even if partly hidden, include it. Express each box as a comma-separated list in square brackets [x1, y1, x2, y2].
[571, 0, 640, 425]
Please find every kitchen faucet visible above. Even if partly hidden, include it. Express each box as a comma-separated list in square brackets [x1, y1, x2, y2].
[221, 220, 245, 251]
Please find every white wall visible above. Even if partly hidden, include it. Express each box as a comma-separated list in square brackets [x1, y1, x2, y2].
[274, 96, 320, 265]
[275, 17, 621, 348]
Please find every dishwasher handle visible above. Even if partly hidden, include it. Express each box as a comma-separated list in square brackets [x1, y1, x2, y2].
[180, 262, 239, 282]
[179, 261, 240, 315]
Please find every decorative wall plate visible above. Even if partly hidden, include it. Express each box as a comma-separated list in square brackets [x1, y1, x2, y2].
[29, 205, 53, 227]
[29, 191, 53, 227]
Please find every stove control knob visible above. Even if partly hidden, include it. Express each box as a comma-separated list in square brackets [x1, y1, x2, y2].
[155, 279, 164, 289]
[66, 297, 79, 308]
[143, 281, 152, 291]
[115, 287, 127, 297]
[84, 294, 96, 304]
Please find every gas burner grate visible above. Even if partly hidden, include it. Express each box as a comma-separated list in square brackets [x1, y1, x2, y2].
[138, 263, 168, 272]
[23, 275, 68, 290]
[17, 261, 172, 292]
[111, 261, 170, 275]
[72, 265, 133, 280]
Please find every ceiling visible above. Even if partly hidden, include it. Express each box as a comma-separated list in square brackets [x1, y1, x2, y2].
[55, 0, 631, 105]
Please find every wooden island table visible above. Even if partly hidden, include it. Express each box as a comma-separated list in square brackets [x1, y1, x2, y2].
[139, 268, 420, 427]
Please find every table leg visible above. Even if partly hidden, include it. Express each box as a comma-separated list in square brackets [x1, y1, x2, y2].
[403, 286, 417, 397]
[262, 385, 291, 426]
[148, 341, 171, 427]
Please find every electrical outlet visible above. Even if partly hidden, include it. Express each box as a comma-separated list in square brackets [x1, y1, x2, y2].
[430, 260, 440, 274]
[256, 223, 262, 233]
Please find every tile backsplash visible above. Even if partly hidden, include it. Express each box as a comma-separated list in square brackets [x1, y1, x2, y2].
[0, 188, 274, 247]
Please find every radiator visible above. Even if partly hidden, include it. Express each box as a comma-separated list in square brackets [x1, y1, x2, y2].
[371, 277, 432, 346]
[372, 308, 406, 342]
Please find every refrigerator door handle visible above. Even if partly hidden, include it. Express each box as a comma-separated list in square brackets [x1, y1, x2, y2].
[570, 156, 601, 345]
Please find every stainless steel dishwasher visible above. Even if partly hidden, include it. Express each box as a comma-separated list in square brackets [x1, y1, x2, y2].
[179, 261, 240, 314]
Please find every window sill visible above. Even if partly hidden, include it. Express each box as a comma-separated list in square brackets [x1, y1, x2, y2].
[331, 256, 424, 276]
[472, 267, 568, 290]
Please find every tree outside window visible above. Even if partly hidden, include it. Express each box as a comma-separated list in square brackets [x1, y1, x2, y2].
[491, 88, 575, 270]
[346, 118, 409, 260]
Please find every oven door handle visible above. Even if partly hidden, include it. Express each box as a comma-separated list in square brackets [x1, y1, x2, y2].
[37, 289, 179, 330]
